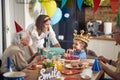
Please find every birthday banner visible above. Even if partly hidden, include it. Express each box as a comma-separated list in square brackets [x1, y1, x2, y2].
[60, 0, 119, 14]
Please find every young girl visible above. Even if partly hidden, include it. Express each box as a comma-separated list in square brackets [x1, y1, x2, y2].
[64, 30, 90, 59]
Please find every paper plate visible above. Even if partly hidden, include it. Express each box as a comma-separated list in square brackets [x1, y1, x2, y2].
[64, 77, 82, 80]
[61, 70, 81, 75]
[65, 64, 83, 70]
[27, 65, 37, 70]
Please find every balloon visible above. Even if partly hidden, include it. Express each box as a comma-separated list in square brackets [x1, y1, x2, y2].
[50, 8, 62, 26]
[33, 0, 41, 19]
[61, 6, 71, 21]
[41, 0, 57, 17]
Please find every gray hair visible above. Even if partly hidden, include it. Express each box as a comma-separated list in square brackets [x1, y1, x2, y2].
[11, 31, 28, 45]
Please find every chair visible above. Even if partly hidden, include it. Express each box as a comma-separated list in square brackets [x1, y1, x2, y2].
[0, 59, 1, 67]
[0, 59, 3, 80]
[86, 49, 98, 59]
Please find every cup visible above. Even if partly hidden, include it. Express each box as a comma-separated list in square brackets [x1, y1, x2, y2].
[104, 22, 112, 38]
[54, 61, 62, 71]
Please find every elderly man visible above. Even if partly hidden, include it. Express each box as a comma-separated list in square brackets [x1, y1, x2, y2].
[98, 30, 120, 80]
[1, 31, 42, 73]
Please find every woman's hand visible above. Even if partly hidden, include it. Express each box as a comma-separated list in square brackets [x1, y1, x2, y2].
[99, 61, 107, 70]
[35, 55, 46, 62]
[98, 56, 109, 64]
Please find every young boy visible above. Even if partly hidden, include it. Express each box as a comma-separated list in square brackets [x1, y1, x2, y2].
[64, 30, 91, 59]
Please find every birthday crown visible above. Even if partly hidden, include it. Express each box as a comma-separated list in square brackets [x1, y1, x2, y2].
[73, 30, 91, 44]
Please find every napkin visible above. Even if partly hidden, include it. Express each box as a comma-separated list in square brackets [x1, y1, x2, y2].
[80, 68, 92, 79]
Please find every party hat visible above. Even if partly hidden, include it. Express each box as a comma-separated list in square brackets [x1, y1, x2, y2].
[92, 58, 101, 71]
[7, 56, 12, 72]
[14, 21, 23, 32]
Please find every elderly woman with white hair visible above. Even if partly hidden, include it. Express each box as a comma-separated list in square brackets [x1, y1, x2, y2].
[0, 31, 42, 73]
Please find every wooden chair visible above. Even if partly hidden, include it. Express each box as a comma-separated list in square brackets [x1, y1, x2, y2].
[86, 49, 98, 59]
[0, 59, 1, 68]
[0, 59, 3, 80]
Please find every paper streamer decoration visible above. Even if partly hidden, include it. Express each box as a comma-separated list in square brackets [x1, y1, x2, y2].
[93, 0, 100, 13]
[33, 0, 41, 19]
[92, 58, 101, 71]
[14, 21, 23, 32]
[61, 0, 67, 8]
[77, 0, 83, 10]
[110, 0, 118, 14]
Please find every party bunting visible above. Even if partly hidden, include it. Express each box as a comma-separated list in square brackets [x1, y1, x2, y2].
[93, 0, 101, 13]
[61, 0, 67, 8]
[110, 0, 118, 14]
[77, 0, 83, 10]
[117, 13, 120, 26]
[66, 0, 72, 9]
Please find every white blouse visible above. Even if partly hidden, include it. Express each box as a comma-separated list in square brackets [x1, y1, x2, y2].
[27, 24, 59, 53]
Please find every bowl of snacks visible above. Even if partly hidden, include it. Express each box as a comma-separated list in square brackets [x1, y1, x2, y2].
[3, 72, 25, 80]
[64, 56, 80, 63]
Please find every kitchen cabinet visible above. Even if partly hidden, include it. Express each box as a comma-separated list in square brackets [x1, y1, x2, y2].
[88, 38, 120, 60]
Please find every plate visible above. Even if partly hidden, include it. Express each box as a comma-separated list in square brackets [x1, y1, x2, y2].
[65, 56, 79, 60]
[61, 70, 81, 75]
[65, 64, 83, 69]
[27, 65, 37, 70]
[65, 59, 80, 63]
[64, 77, 82, 80]
[89, 63, 93, 66]
[64, 56, 80, 63]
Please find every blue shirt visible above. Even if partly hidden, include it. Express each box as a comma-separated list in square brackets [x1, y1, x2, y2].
[73, 50, 86, 59]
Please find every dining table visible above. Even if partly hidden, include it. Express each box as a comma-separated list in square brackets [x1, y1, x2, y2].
[22, 59, 104, 80]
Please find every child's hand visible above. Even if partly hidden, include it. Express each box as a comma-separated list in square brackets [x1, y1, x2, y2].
[63, 52, 70, 58]
[67, 49, 74, 54]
